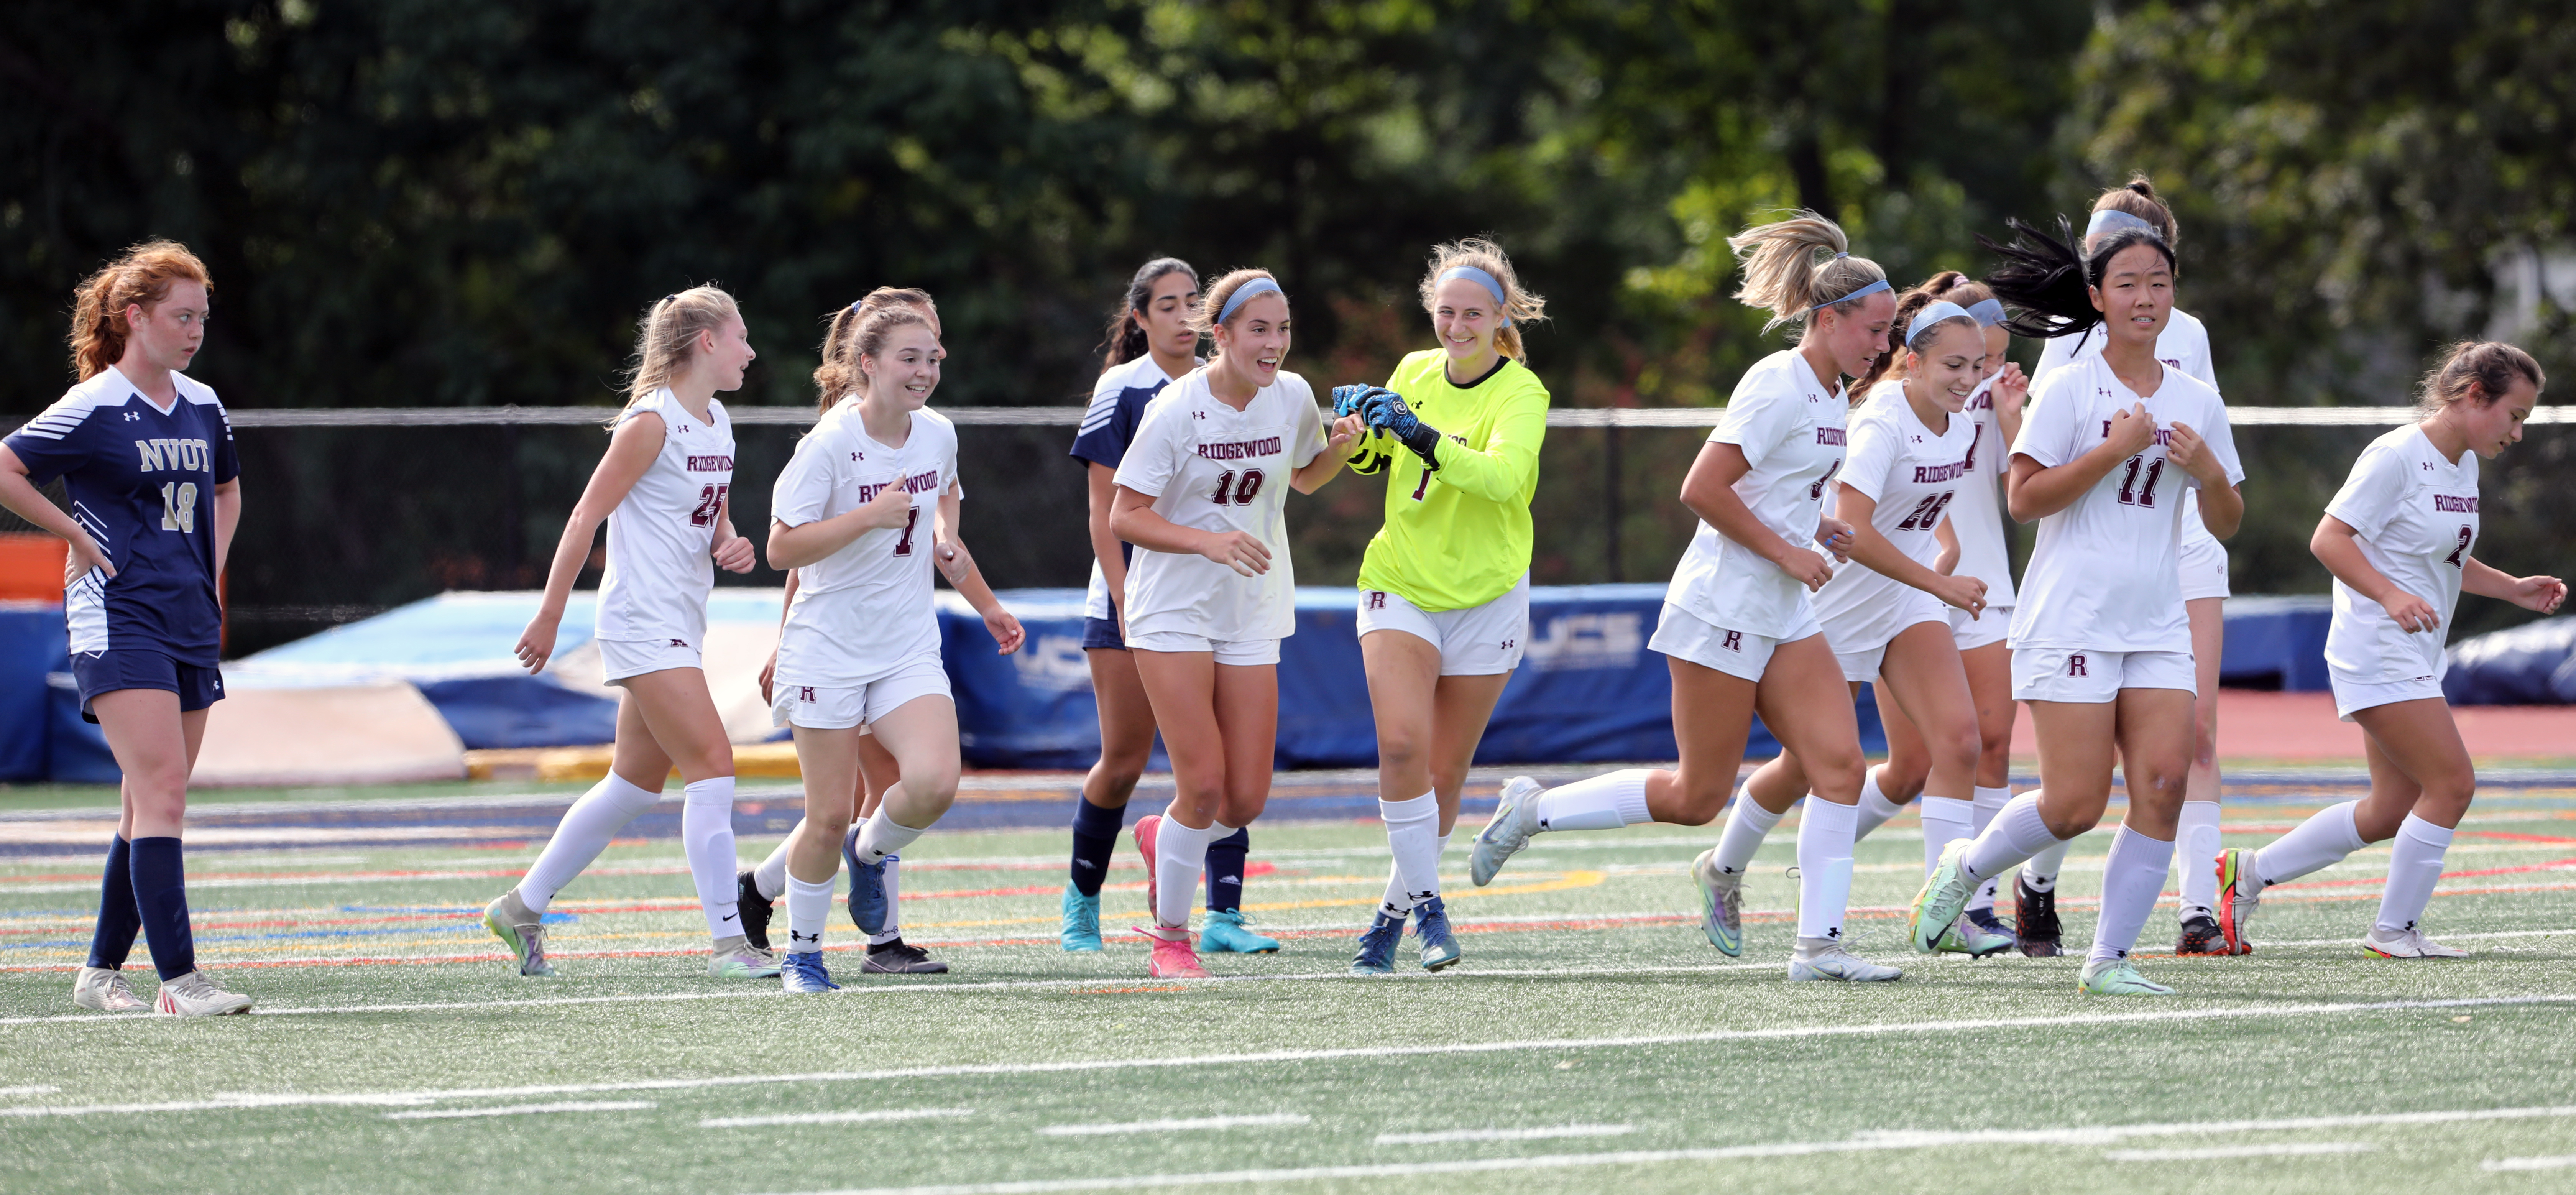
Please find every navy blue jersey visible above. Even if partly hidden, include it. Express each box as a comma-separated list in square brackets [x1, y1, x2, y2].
[5, 367, 238, 663]
[1071, 353, 1182, 618]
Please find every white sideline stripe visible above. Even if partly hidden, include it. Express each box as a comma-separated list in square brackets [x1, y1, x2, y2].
[2258, 928, 2576, 949]
[0, 1085, 62, 1096]
[1376, 1124, 1631, 1144]
[383, 1100, 654, 1120]
[6, 995, 2573, 1120]
[2103, 1142, 2374, 1161]
[1037, 1113, 1309, 1136]
[704, 1108, 974, 1128]
[2485, 1154, 2576, 1172]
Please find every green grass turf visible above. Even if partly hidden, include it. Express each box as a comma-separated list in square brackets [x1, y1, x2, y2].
[3, 799, 2575, 1194]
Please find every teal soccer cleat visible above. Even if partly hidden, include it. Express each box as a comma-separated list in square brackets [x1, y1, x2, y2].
[1060, 884, 1105, 952]
[1199, 909, 1281, 954]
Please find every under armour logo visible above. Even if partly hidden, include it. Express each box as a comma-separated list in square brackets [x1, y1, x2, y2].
[2067, 653, 2089, 677]
[791, 930, 818, 943]
[1721, 630, 1744, 651]
[123, 411, 142, 422]
[1826, 926, 1840, 939]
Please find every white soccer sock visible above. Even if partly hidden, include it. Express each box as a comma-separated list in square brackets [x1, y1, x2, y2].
[1919, 796, 1974, 875]
[1963, 792, 2065, 883]
[869, 857, 904, 945]
[754, 833, 794, 902]
[1154, 817, 1224, 930]
[1795, 799, 1858, 942]
[2175, 799, 2222, 917]
[1852, 769, 1905, 842]
[1966, 786, 2010, 914]
[518, 772, 661, 914]
[1380, 792, 1441, 916]
[2250, 800, 2365, 889]
[1531, 769, 1654, 833]
[853, 809, 930, 866]
[785, 873, 833, 954]
[1385, 832, 1453, 912]
[1712, 786, 1787, 875]
[2087, 825, 2176, 965]
[2020, 792, 2067, 891]
[682, 777, 741, 940]
[2375, 814, 2454, 935]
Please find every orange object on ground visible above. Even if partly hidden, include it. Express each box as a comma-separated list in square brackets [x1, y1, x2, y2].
[0, 534, 67, 602]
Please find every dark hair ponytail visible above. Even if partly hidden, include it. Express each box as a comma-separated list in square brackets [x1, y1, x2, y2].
[1100, 257, 1199, 371]
[1977, 217, 2175, 342]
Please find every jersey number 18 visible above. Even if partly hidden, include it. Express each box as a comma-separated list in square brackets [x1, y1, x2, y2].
[158, 482, 198, 533]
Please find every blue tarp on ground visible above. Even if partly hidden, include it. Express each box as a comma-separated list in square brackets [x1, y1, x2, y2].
[0, 605, 56, 781]
[2216, 595, 2334, 691]
[2444, 616, 2576, 705]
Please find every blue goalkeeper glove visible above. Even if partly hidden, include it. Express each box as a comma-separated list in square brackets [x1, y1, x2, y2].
[1329, 384, 1374, 419]
[1359, 388, 1442, 469]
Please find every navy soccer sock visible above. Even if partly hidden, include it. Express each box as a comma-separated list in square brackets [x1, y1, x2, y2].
[129, 837, 198, 981]
[85, 835, 142, 971]
[1068, 797, 1125, 898]
[1205, 828, 1250, 914]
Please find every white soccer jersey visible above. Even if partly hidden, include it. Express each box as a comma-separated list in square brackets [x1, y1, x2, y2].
[771, 400, 961, 686]
[1942, 372, 2017, 608]
[1664, 349, 1848, 639]
[2323, 425, 2481, 684]
[1113, 367, 1327, 644]
[595, 388, 733, 647]
[1075, 353, 1182, 620]
[2008, 354, 2242, 653]
[2034, 308, 2224, 559]
[1814, 381, 1982, 651]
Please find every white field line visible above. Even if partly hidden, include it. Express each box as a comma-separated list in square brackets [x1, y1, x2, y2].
[2103, 1142, 2375, 1161]
[2485, 1154, 2576, 1171]
[1037, 1113, 1309, 1137]
[704, 1108, 974, 1129]
[1376, 1124, 1632, 1144]
[0, 1084, 61, 1096]
[5, 995, 2572, 1120]
[383, 1100, 654, 1120]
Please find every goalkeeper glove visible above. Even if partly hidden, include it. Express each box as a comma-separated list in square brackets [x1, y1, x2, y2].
[1359, 388, 1442, 469]
[1329, 384, 1374, 419]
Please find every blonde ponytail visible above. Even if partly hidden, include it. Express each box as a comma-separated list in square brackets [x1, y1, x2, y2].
[1726, 211, 1886, 336]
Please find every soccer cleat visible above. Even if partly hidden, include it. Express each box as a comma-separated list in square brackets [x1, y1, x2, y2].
[779, 950, 840, 993]
[1965, 906, 2014, 942]
[736, 870, 774, 952]
[153, 970, 253, 1016]
[2014, 876, 2062, 958]
[1140, 927, 1208, 979]
[1907, 840, 1977, 953]
[1199, 909, 1281, 954]
[862, 939, 951, 974]
[1690, 848, 1744, 957]
[844, 827, 891, 936]
[1787, 938, 1902, 982]
[2077, 957, 2176, 996]
[72, 967, 148, 1013]
[2175, 914, 2230, 957]
[484, 890, 555, 977]
[1412, 896, 1460, 971]
[1934, 914, 2016, 958]
[2214, 848, 2261, 956]
[2362, 924, 2468, 959]
[1134, 814, 1165, 917]
[1349, 911, 1405, 976]
[1470, 776, 1543, 887]
[1060, 884, 1105, 952]
[708, 937, 781, 979]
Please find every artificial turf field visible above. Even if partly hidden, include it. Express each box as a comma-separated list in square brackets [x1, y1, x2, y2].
[4, 774, 2576, 1194]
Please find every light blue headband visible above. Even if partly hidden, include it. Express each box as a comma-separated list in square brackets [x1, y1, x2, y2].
[1217, 277, 1285, 325]
[2086, 209, 2159, 240]
[1437, 266, 1513, 327]
[1906, 300, 1973, 344]
[1966, 298, 2006, 328]
[1812, 277, 1891, 313]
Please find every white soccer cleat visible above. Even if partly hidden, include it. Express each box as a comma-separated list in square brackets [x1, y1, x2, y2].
[1786, 938, 1901, 982]
[1470, 776, 1544, 887]
[72, 967, 148, 1013]
[708, 937, 782, 978]
[2362, 924, 2468, 959]
[153, 970, 253, 1017]
[1691, 848, 1744, 957]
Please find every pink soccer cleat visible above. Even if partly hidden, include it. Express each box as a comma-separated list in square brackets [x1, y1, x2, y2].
[1139, 927, 1208, 979]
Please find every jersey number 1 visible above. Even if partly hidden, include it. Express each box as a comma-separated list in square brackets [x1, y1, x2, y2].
[158, 482, 198, 533]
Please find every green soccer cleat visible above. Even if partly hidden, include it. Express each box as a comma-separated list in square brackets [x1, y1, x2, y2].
[1691, 848, 1744, 957]
[484, 891, 555, 978]
[1199, 909, 1281, 954]
[1934, 913, 2015, 958]
[1907, 840, 1977, 954]
[708, 936, 781, 979]
[2078, 957, 2176, 996]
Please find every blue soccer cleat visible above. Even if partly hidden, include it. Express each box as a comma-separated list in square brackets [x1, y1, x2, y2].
[844, 827, 891, 935]
[1060, 884, 1104, 952]
[1350, 911, 1405, 976]
[1412, 896, 1460, 972]
[1199, 909, 1280, 954]
[780, 950, 840, 993]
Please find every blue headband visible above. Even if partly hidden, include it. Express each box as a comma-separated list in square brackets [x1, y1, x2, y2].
[1437, 266, 1513, 327]
[1812, 277, 1891, 313]
[2086, 209, 2159, 240]
[1217, 277, 1285, 325]
[1906, 301, 1973, 345]
[1966, 298, 2006, 328]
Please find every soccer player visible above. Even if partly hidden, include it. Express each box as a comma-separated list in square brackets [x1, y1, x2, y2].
[1, 242, 250, 1015]
[2016, 179, 2236, 956]
[1060, 258, 1281, 957]
[481, 287, 767, 981]
[766, 303, 1024, 992]
[1109, 268, 1359, 979]
[1334, 238, 1551, 975]
[1471, 213, 1902, 983]
[1907, 214, 2243, 996]
[2216, 342, 2561, 957]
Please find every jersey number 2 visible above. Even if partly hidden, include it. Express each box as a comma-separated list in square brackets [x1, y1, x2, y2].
[2443, 525, 2472, 568]
[158, 482, 198, 533]
[688, 483, 730, 528]
[1209, 469, 1267, 507]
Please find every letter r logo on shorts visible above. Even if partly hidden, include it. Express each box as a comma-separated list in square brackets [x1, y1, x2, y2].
[670, 638, 688, 648]
[2067, 654, 2088, 677]
[1721, 631, 1744, 652]
[1367, 592, 1386, 610]
[800, 687, 815, 702]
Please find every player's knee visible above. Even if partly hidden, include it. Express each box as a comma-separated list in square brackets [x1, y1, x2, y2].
[1658, 775, 1729, 826]
[1806, 751, 1867, 805]
[1088, 761, 1146, 803]
[1374, 727, 1428, 774]
[1937, 726, 1982, 780]
[2040, 804, 2104, 840]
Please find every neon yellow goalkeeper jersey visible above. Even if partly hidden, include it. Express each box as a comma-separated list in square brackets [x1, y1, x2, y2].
[1349, 348, 1549, 611]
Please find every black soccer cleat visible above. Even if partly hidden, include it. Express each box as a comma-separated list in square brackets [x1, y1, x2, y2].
[2014, 876, 2062, 958]
[861, 939, 949, 975]
[2175, 914, 2230, 957]
[736, 870, 774, 953]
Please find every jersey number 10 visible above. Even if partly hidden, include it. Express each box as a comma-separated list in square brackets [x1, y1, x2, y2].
[158, 482, 198, 533]
[1209, 469, 1267, 507]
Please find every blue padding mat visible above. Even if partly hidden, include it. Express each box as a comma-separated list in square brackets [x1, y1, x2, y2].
[2445, 616, 2576, 706]
[0, 605, 59, 782]
[2218, 595, 2334, 691]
